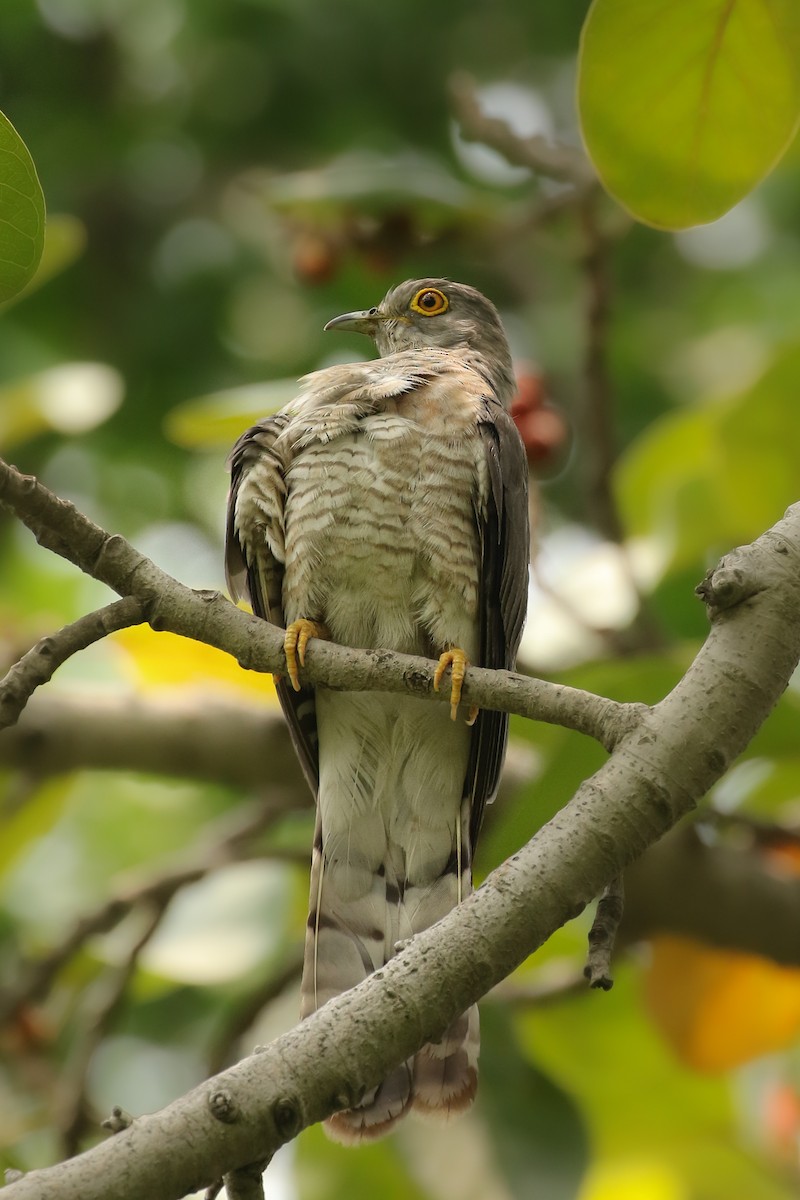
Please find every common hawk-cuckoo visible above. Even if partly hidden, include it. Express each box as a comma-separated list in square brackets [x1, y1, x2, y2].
[226, 279, 529, 1142]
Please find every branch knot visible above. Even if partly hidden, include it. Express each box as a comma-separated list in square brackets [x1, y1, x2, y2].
[208, 1089, 239, 1124]
[696, 558, 760, 613]
[272, 1097, 301, 1139]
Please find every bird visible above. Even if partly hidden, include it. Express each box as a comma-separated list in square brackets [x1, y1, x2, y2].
[225, 278, 529, 1143]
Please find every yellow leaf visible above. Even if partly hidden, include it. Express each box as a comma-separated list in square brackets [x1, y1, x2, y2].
[111, 625, 278, 703]
[645, 935, 800, 1071]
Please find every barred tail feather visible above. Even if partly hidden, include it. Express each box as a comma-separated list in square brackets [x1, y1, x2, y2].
[412, 1005, 480, 1118]
[300, 815, 415, 1143]
[324, 1064, 414, 1144]
[299, 695, 478, 1144]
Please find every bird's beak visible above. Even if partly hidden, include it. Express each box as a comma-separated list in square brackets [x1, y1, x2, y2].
[323, 308, 384, 336]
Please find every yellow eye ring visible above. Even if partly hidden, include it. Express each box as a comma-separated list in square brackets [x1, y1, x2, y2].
[410, 287, 449, 317]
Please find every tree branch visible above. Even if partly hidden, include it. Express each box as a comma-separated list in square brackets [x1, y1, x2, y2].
[623, 823, 800, 965]
[583, 874, 624, 989]
[0, 692, 305, 792]
[0, 457, 632, 747]
[0, 798, 299, 1028]
[0, 598, 144, 729]
[58, 902, 167, 1158]
[449, 71, 595, 188]
[5, 503, 800, 1199]
[577, 196, 622, 544]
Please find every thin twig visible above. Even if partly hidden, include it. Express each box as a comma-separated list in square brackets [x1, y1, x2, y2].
[0, 598, 144, 730]
[578, 194, 622, 544]
[221, 1160, 270, 1200]
[449, 71, 595, 188]
[101, 1106, 133, 1134]
[576, 198, 666, 652]
[584, 875, 624, 990]
[59, 902, 167, 1157]
[0, 798, 300, 1027]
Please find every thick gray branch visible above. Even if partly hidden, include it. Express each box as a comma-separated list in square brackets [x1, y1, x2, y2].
[7, 505, 800, 1200]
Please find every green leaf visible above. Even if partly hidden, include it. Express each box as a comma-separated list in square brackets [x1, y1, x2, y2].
[0, 110, 45, 302]
[295, 1123, 429, 1200]
[0, 776, 72, 874]
[616, 340, 800, 580]
[714, 341, 800, 538]
[480, 1004, 589, 1199]
[0, 213, 86, 313]
[525, 968, 795, 1199]
[578, 0, 800, 229]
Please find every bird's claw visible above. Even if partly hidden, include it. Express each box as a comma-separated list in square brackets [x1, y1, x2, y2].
[433, 646, 473, 721]
[284, 619, 328, 691]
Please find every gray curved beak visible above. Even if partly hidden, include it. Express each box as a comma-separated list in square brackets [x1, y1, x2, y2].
[323, 309, 381, 336]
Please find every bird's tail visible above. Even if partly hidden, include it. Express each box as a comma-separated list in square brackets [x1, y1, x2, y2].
[300, 804, 478, 1144]
[412, 1004, 480, 1119]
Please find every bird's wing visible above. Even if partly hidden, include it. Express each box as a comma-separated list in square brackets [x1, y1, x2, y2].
[466, 397, 530, 845]
[226, 414, 320, 794]
[224, 356, 447, 796]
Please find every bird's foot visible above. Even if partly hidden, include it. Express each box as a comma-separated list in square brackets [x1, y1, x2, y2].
[433, 646, 476, 722]
[284, 619, 328, 691]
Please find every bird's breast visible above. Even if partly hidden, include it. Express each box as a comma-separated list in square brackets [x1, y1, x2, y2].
[282, 409, 482, 654]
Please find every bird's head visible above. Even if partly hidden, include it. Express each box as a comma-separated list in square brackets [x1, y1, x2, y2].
[324, 278, 516, 408]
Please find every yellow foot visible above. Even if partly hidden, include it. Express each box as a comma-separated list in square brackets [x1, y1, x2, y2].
[284, 619, 328, 691]
[433, 647, 473, 722]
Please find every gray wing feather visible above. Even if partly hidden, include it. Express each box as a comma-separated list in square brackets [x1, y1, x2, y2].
[226, 415, 320, 794]
[466, 399, 529, 845]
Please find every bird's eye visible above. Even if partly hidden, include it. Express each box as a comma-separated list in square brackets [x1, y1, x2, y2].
[410, 287, 449, 317]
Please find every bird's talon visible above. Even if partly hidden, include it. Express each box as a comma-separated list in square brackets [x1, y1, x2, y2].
[434, 647, 470, 722]
[284, 619, 328, 691]
[466, 705, 479, 726]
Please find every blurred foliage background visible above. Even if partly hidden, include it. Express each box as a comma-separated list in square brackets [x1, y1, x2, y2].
[2, 2, 800, 1198]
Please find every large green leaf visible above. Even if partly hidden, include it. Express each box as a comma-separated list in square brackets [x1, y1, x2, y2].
[616, 340, 800, 580]
[579, 0, 800, 229]
[0, 109, 45, 302]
